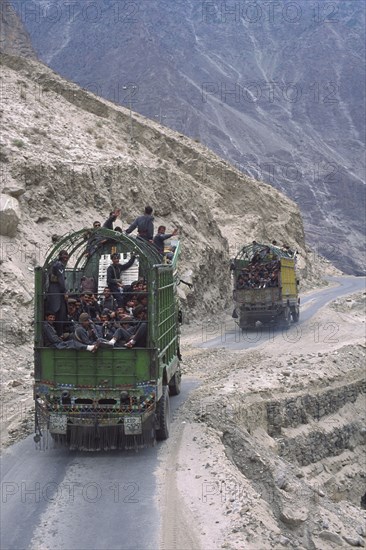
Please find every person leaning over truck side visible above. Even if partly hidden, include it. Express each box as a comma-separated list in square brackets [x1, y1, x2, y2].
[125, 206, 154, 242]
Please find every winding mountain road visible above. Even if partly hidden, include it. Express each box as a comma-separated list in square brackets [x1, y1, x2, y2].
[1, 276, 364, 550]
[198, 276, 365, 350]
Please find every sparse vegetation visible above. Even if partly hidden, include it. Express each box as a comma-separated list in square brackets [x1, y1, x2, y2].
[86, 127, 95, 135]
[96, 120, 103, 128]
[95, 138, 105, 149]
[12, 139, 25, 148]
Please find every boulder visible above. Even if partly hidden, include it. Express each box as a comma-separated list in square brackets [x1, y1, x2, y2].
[0, 194, 21, 237]
[280, 506, 308, 527]
[3, 180, 26, 197]
[2, 176, 26, 197]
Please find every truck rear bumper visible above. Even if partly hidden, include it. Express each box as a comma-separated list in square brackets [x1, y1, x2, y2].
[44, 410, 156, 450]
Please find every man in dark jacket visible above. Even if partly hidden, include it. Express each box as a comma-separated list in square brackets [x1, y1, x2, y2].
[108, 306, 147, 348]
[153, 225, 178, 255]
[108, 316, 135, 346]
[103, 208, 121, 230]
[43, 313, 98, 351]
[99, 287, 118, 313]
[106, 253, 136, 307]
[46, 249, 69, 335]
[74, 313, 101, 345]
[125, 206, 154, 241]
[125, 305, 148, 348]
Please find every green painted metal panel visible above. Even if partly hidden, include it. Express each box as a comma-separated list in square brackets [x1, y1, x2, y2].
[37, 348, 154, 387]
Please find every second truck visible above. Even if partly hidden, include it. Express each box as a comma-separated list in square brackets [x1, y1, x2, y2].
[231, 242, 300, 330]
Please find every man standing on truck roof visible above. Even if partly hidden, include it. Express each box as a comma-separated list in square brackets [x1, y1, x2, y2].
[153, 225, 178, 256]
[125, 206, 154, 242]
[103, 208, 122, 230]
[85, 209, 122, 257]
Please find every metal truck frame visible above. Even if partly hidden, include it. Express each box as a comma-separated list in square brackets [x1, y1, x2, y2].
[34, 228, 181, 450]
[232, 242, 300, 330]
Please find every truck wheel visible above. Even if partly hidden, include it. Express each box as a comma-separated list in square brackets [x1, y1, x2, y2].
[156, 386, 170, 441]
[291, 307, 300, 323]
[169, 371, 181, 396]
[281, 307, 291, 329]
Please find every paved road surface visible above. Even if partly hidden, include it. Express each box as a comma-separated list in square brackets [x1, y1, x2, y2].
[1, 276, 364, 549]
[0, 380, 198, 550]
[198, 276, 365, 351]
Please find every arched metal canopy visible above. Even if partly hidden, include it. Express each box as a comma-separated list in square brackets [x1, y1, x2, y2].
[43, 228, 163, 270]
[235, 242, 295, 262]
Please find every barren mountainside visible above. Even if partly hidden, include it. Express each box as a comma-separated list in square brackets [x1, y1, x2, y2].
[0, 52, 325, 339]
[12, 0, 366, 275]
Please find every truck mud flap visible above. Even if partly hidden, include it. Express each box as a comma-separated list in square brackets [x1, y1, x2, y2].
[66, 415, 156, 451]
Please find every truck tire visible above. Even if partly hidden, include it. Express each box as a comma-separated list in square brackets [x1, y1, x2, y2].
[169, 371, 181, 396]
[291, 306, 300, 323]
[156, 386, 170, 441]
[281, 307, 291, 329]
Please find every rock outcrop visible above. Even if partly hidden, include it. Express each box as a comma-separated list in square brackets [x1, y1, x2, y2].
[0, 193, 21, 236]
[0, 0, 37, 59]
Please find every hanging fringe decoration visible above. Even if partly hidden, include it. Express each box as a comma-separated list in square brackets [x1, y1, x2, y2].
[62, 415, 156, 451]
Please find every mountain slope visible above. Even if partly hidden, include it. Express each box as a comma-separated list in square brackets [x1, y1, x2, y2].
[0, 52, 317, 330]
[14, 0, 365, 274]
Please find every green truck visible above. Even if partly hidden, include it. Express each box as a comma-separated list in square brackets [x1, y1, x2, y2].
[232, 242, 300, 330]
[34, 228, 181, 450]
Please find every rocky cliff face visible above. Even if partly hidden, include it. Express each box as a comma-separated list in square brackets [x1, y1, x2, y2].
[13, 0, 365, 274]
[0, 0, 36, 58]
[0, 52, 320, 339]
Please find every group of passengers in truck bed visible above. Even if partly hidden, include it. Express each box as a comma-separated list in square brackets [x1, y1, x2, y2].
[43, 276, 149, 353]
[43, 205, 178, 353]
[236, 260, 280, 289]
[236, 246, 281, 290]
